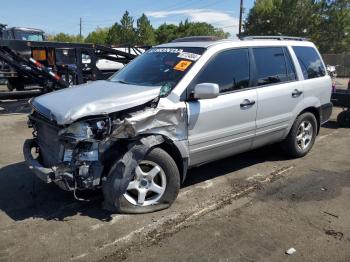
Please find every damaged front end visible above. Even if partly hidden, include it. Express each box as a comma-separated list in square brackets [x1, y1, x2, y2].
[24, 112, 109, 192]
[23, 97, 187, 199]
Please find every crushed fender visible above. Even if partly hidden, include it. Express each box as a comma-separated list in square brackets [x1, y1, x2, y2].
[110, 103, 187, 141]
[102, 135, 164, 212]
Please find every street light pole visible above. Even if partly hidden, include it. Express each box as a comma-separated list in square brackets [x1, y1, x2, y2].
[238, 0, 243, 37]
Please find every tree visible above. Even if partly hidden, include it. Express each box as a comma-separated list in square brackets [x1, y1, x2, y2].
[317, 0, 350, 53]
[47, 10, 231, 47]
[244, 0, 316, 37]
[49, 33, 84, 43]
[119, 11, 136, 45]
[155, 23, 179, 44]
[106, 23, 122, 45]
[244, 0, 350, 53]
[155, 21, 229, 44]
[85, 27, 109, 44]
[136, 14, 156, 45]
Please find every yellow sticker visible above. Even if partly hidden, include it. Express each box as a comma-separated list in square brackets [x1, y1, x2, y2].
[174, 60, 192, 71]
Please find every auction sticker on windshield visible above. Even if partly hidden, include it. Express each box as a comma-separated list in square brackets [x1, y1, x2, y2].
[174, 60, 192, 71]
[177, 52, 201, 61]
[148, 48, 183, 54]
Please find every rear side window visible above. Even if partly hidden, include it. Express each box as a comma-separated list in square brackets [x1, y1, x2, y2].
[193, 48, 250, 93]
[253, 47, 292, 86]
[292, 46, 326, 79]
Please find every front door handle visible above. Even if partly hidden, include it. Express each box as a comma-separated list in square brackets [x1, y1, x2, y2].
[292, 89, 303, 98]
[240, 99, 256, 109]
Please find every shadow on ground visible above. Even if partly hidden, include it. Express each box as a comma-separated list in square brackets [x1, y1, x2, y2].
[0, 99, 31, 115]
[0, 144, 290, 222]
[0, 162, 113, 222]
[183, 144, 290, 188]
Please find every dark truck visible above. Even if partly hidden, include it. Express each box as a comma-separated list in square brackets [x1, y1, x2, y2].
[0, 24, 142, 94]
[0, 24, 46, 90]
[0, 24, 45, 41]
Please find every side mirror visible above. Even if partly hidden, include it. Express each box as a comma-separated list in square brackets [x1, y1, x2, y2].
[193, 83, 219, 100]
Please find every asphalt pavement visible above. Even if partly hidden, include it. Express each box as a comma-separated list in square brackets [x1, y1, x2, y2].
[0, 83, 349, 262]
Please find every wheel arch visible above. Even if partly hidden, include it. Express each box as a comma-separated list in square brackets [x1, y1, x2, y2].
[157, 137, 189, 184]
[297, 106, 321, 134]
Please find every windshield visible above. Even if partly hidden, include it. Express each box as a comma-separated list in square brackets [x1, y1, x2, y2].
[110, 47, 205, 94]
[14, 30, 44, 41]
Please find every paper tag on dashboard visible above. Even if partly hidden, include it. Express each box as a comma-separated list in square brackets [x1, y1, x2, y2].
[177, 52, 201, 61]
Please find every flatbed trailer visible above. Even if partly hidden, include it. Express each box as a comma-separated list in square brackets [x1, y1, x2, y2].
[331, 89, 350, 127]
[0, 39, 144, 98]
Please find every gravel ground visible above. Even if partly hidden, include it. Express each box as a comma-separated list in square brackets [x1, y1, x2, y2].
[0, 83, 349, 262]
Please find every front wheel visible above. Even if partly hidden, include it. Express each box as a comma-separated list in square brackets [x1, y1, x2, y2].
[103, 147, 180, 214]
[282, 112, 317, 158]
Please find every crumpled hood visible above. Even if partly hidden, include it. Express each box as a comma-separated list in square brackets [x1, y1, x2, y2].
[31, 80, 161, 125]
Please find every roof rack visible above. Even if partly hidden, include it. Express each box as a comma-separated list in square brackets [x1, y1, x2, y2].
[241, 36, 307, 41]
[171, 36, 224, 43]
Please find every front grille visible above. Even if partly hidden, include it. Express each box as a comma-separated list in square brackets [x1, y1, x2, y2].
[32, 114, 63, 167]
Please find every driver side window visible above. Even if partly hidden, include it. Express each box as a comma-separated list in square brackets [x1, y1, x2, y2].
[192, 48, 250, 94]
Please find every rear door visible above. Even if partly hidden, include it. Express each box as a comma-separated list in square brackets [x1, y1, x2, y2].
[187, 48, 258, 166]
[252, 46, 304, 149]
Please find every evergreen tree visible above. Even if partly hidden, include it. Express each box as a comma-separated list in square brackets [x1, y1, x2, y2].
[136, 14, 156, 45]
[119, 11, 136, 45]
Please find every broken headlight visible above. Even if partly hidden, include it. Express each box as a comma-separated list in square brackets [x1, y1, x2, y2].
[59, 118, 111, 140]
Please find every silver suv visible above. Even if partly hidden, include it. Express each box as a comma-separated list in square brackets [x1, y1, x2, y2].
[24, 36, 332, 213]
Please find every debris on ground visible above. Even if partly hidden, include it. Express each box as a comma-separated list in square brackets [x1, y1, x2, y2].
[286, 247, 297, 255]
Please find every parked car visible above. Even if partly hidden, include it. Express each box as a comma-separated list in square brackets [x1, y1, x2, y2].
[23, 36, 332, 213]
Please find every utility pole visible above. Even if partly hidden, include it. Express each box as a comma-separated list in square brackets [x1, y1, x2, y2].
[238, 0, 243, 37]
[79, 17, 82, 38]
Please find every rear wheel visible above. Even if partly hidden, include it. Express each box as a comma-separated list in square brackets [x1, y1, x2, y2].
[282, 112, 317, 158]
[103, 147, 180, 214]
[337, 111, 350, 127]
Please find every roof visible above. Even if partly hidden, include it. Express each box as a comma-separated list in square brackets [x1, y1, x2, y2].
[156, 38, 315, 49]
[7, 27, 44, 33]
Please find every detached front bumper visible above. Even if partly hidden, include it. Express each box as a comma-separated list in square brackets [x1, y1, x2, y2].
[23, 139, 54, 183]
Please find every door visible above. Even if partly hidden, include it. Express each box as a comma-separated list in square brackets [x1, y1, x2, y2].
[187, 48, 258, 166]
[252, 46, 304, 149]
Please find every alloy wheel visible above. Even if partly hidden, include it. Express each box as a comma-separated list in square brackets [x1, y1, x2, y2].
[296, 120, 313, 151]
[123, 160, 167, 206]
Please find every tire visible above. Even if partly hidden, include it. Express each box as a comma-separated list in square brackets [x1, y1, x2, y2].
[103, 147, 180, 214]
[282, 112, 317, 158]
[7, 78, 24, 91]
[337, 111, 350, 127]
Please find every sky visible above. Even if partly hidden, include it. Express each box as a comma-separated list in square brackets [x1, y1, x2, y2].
[0, 0, 255, 37]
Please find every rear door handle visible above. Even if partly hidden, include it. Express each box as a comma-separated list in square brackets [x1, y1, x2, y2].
[240, 99, 256, 109]
[292, 89, 303, 98]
